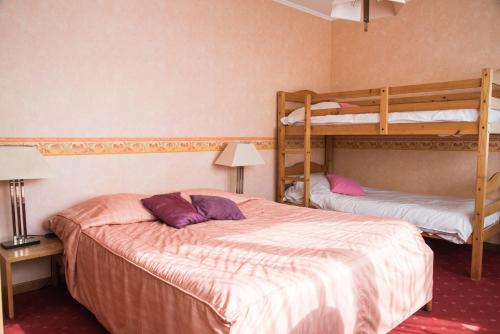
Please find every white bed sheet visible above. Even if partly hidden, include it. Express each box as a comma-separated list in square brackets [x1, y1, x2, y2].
[281, 107, 500, 125]
[285, 174, 500, 244]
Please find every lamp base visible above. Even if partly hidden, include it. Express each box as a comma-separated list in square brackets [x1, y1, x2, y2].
[236, 166, 244, 194]
[1, 237, 40, 249]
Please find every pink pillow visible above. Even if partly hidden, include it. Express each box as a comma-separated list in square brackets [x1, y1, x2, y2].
[339, 102, 358, 108]
[45, 194, 157, 230]
[326, 175, 366, 196]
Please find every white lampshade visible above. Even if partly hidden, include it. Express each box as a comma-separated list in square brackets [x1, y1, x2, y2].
[331, 0, 410, 22]
[215, 143, 264, 167]
[0, 146, 54, 180]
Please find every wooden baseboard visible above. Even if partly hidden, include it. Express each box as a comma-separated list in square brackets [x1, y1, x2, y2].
[13, 277, 51, 295]
[13, 275, 65, 295]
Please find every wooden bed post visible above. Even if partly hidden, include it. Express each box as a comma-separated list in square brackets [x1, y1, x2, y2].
[304, 94, 312, 207]
[423, 300, 433, 312]
[277, 91, 286, 203]
[471, 68, 493, 281]
[380, 87, 389, 134]
[325, 136, 334, 174]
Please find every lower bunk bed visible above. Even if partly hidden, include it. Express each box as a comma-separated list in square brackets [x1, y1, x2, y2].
[46, 189, 433, 334]
[284, 173, 500, 245]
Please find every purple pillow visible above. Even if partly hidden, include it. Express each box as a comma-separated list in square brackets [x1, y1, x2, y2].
[141, 192, 207, 228]
[190, 195, 245, 220]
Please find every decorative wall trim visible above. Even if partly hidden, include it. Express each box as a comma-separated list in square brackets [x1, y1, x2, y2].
[2, 135, 498, 156]
[334, 135, 500, 152]
[285, 137, 325, 149]
[0, 137, 276, 156]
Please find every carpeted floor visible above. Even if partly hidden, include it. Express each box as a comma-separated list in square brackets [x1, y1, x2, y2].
[391, 240, 500, 334]
[4, 239, 499, 334]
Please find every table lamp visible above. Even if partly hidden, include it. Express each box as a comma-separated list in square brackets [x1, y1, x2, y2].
[0, 146, 54, 249]
[215, 143, 264, 194]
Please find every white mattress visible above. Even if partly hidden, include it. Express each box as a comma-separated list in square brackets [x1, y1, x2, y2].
[281, 103, 500, 125]
[285, 174, 500, 244]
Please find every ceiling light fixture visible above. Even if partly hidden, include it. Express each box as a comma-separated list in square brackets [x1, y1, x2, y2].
[331, 0, 411, 31]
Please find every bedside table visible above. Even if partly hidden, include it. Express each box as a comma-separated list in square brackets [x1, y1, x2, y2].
[0, 236, 63, 319]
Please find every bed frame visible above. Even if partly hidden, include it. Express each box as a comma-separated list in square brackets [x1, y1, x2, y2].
[277, 68, 500, 281]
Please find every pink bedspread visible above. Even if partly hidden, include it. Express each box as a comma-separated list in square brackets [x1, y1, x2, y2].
[46, 190, 433, 334]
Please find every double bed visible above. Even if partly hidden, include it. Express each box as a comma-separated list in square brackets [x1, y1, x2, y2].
[46, 189, 432, 334]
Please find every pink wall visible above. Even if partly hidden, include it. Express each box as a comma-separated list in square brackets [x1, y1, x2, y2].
[0, 0, 332, 283]
[330, 0, 500, 244]
[330, 0, 500, 91]
[0, 0, 332, 138]
[330, 0, 500, 198]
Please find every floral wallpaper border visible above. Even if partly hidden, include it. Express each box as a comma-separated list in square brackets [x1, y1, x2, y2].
[0, 135, 497, 156]
[0, 137, 276, 156]
[333, 135, 500, 152]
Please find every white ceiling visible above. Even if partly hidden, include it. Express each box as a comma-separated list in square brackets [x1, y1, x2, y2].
[272, 0, 336, 20]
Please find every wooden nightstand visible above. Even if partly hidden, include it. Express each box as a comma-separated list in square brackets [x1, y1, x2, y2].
[0, 236, 63, 319]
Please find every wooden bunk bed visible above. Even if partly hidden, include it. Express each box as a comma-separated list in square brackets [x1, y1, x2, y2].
[277, 68, 500, 281]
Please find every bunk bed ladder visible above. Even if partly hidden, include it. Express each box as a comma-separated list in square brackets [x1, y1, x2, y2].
[471, 68, 493, 281]
[276, 91, 318, 207]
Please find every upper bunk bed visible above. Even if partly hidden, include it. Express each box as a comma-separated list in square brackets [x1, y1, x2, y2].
[276, 68, 500, 281]
[278, 69, 500, 137]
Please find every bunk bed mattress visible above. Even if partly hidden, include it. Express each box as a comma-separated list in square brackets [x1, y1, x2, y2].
[281, 108, 500, 125]
[285, 175, 500, 244]
[46, 190, 433, 334]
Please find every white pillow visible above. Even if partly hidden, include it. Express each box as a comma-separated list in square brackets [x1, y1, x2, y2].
[281, 102, 341, 125]
[284, 174, 331, 204]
